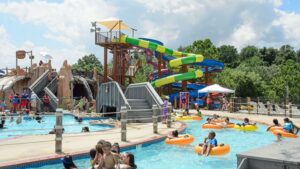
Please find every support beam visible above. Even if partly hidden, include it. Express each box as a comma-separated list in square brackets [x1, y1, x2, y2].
[104, 47, 108, 82]
[158, 54, 162, 95]
[113, 46, 117, 82]
[182, 65, 187, 91]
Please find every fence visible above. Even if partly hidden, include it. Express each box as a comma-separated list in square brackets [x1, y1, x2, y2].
[228, 97, 300, 118]
[0, 104, 173, 157]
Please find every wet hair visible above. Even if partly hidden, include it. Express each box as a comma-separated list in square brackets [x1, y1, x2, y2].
[206, 118, 211, 121]
[273, 119, 279, 125]
[126, 153, 137, 168]
[62, 155, 77, 169]
[89, 148, 96, 159]
[244, 118, 249, 123]
[112, 143, 120, 154]
[209, 131, 216, 138]
[95, 144, 103, 155]
[97, 139, 106, 145]
[102, 141, 112, 148]
[82, 126, 89, 132]
[284, 118, 290, 123]
[172, 130, 179, 137]
[225, 117, 230, 122]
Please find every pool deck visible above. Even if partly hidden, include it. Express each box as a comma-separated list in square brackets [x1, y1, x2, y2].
[237, 139, 300, 169]
[0, 122, 185, 168]
[198, 110, 300, 126]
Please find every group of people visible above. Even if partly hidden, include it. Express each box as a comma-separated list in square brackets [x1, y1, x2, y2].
[61, 140, 136, 169]
[3, 90, 51, 114]
[267, 118, 299, 134]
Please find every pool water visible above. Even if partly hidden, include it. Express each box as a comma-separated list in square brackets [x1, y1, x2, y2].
[0, 114, 113, 139]
[19, 117, 278, 169]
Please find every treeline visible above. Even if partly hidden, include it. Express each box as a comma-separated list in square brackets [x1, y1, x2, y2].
[179, 39, 300, 102]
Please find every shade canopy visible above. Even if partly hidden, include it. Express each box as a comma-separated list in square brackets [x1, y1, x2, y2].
[198, 84, 235, 94]
[97, 20, 131, 31]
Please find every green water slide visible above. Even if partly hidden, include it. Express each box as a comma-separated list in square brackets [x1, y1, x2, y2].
[119, 35, 204, 87]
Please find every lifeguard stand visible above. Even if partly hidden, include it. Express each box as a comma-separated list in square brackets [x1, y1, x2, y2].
[91, 20, 139, 85]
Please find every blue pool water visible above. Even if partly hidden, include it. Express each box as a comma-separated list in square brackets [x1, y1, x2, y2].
[0, 114, 113, 139]
[16, 117, 278, 169]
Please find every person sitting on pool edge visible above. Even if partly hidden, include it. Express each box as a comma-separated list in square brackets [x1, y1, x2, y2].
[266, 118, 281, 131]
[237, 118, 256, 126]
[198, 131, 223, 156]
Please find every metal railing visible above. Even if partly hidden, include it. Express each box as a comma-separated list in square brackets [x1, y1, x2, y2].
[97, 81, 130, 113]
[95, 31, 124, 44]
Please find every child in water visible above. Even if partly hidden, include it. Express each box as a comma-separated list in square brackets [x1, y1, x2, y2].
[283, 118, 294, 133]
[266, 118, 281, 131]
[199, 131, 219, 156]
[237, 118, 256, 126]
[168, 130, 179, 139]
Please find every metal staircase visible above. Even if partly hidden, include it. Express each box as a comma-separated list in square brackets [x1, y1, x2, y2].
[29, 70, 58, 112]
[44, 76, 58, 111]
[96, 81, 163, 123]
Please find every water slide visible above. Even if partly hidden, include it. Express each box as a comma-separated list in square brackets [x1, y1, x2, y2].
[0, 75, 26, 91]
[119, 35, 204, 87]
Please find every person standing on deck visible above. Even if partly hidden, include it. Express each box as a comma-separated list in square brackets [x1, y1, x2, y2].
[163, 96, 169, 124]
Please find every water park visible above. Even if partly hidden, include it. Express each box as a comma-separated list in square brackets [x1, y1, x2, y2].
[0, 17, 300, 169]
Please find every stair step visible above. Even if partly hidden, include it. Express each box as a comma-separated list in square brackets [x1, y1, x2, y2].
[129, 105, 150, 109]
[127, 99, 147, 102]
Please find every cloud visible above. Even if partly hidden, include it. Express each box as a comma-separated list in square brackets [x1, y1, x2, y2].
[0, 0, 118, 68]
[135, 0, 300, 50]
[0, 25, 17, 67]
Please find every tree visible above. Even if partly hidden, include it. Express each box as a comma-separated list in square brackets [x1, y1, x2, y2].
[72, 54, 103, 73]
[133, 54, 153, 83]
[275, 45, 296, 64]
[218, 45, 239, 68]
[240, 45, 259, 60]
[259, 47, 278, 65]
[181, 39, 219, 59]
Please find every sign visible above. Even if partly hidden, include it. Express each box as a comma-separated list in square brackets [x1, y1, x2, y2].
[16, 50, 26, 59]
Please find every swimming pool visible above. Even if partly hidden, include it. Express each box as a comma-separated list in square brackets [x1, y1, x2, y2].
[12, 117, 278, 169]
[0, 114, 113, 139]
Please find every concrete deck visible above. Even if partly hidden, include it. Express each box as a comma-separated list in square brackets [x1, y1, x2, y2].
[0, 122, 184, 168]
[237, 139, 300, 169]
[198, 110, 300, 126]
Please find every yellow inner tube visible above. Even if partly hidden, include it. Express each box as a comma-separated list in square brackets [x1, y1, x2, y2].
[175, 116, 202, 121]
[234, 124, 257, 131]
[194, 144, 230, 156]
[165, 134, 194, 145]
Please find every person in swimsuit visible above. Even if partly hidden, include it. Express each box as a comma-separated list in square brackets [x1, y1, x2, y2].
[101, 142, 118, 169]
[266, 119, 281, 131]
[283, 118, 294, 133]
[119, 152, 137, 169]
[198, 131, 218, 156]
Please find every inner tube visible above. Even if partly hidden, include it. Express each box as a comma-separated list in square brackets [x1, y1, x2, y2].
[268, 126, 283, 132]
[226, 123, 235, 128]
[175, 116, 202, 121]
[234, 124, 257, 131]
[272, 129, 298, 138]
[202, 124, 223, 129]
[165, 134, 194, 145]
[194, 144, 230, 156]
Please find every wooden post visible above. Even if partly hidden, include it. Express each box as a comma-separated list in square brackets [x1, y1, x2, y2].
[152, 105, 158, 134]
[229, 97, 234, 113]
[256, 97, 259, 114]
[113, 46, 117, 82]
[55, 108, 63, 153]
[247, 97, 251, 114]
[267, 101, 271, 116]
[104, 47, 108, 82]
[289, 102, 292, 118]
[120, 106, 127, 142]
[167, 102, 172, 128]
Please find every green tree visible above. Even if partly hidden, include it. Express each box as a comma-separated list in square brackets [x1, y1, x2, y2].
[275, 45, 296, 64]
[72, 54, 103, 73]
[218, 45, 239, 68]
[240, 45, 259, 60]
[259, 47, 278, 65]
[133, 54, 153, 83]
[181, 39, 219, 59]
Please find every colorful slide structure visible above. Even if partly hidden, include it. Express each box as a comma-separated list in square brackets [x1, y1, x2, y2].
[119, 35, 204, 87]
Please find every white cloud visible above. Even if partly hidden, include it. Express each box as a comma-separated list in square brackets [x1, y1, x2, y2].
[136, 0, 300, 49]
[0, 25, 17, 67]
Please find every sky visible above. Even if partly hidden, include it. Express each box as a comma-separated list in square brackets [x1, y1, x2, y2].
[0, 0, 300, 69]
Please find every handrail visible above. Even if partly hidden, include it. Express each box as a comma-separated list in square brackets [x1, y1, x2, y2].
[125, 82, 163, 108]
[237, 158, 247, 169]
[29, 69, 49, 90]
